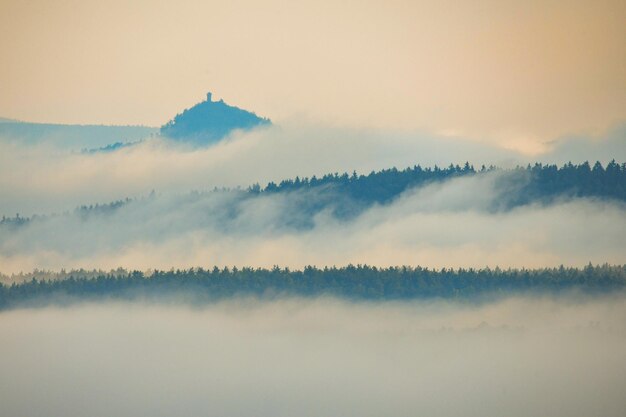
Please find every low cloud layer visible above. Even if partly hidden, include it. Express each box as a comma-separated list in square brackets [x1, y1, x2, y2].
[1, 295, 625, 417]
[1, 171, 624, 273]
[0, 124, 515, 216]
[1, 122, 624, 217]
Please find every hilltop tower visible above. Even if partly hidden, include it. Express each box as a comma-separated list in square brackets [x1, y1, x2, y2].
[160, 91, 271, 144]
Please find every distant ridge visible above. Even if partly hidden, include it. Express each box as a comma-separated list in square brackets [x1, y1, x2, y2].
[160, 92, 270, 145]
[0, 119, 157, 149]
[0, 92, 270, 150]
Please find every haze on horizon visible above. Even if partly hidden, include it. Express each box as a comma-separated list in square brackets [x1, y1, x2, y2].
[1, 0, 625, 154]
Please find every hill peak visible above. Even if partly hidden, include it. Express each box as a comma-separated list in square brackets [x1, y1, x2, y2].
[160, 92, 270, 144]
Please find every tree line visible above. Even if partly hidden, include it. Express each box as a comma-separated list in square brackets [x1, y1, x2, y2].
[255, 160, 626, 205]
[1, 264, 624, 309]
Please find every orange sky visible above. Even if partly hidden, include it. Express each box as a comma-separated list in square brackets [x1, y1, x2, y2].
[0, 0, 624, 153]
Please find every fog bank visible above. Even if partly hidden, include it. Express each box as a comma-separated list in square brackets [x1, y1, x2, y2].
[2, 171, 625, 273]
[0, 295, 625, 417]
[1, 122, 624, 217]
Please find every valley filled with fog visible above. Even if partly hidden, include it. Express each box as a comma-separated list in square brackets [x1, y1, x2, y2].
[1, 1, 625, 415]
[1, 121, 625, 273]
[1, 109, 625, 417]
[1, 295, 625, 417]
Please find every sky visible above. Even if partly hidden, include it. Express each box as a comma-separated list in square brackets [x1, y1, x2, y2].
[1, 0, 624, 154]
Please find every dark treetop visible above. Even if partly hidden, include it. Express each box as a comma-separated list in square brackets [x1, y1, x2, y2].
[1, 264, 625, 309]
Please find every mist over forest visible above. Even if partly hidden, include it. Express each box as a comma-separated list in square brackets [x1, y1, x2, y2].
[1, 158, 624, 274]
[1, 296, 625, 417]
[2, 1, 625, 413]
[1, 102, 625, 417]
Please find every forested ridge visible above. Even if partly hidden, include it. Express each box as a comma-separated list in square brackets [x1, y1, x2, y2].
[1, 264, 624, 309]
[256, 160, 626, 205]
[2, 160, 625, 227]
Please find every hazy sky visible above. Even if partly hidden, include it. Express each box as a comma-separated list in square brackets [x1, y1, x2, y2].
[1, 0, 624, 153]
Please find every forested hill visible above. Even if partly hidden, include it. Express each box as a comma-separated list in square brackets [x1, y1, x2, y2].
[160, 92, 271, 144]
[1, 264, 624, 309]
[254, 160, 626, 205]
[1, 161, 624, 227]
